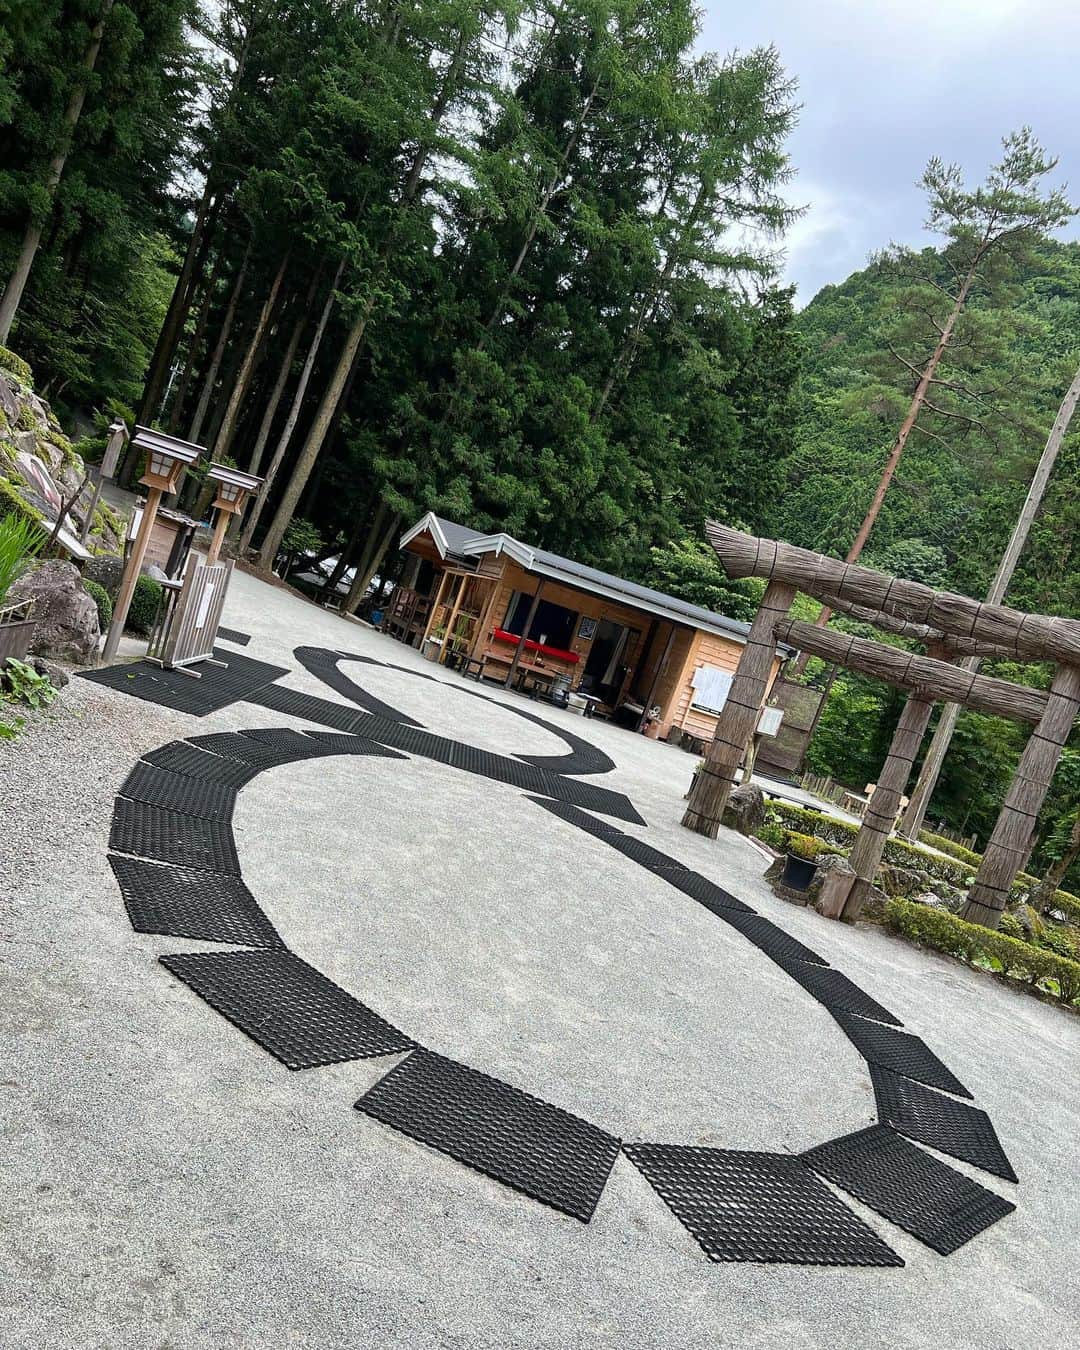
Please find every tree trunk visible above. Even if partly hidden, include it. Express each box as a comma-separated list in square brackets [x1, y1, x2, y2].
[188, 239, 251, 445]
[899, 359, 1080, 839]
[840, 694, 935, 921]
[1031, 811, 1080, 910]
[345, 507, 401, 614]
[238, 258, 343, 555]
[209, 252, 289, 462]
[166, 246, 223, 433]
[0, 0, 114, 343]
[246, 270, 318, 478]
[794, 266, 977, 658]
[256, 29, 471, 569]
[593, 172, 705, 420]
[141, 181, 219, 426]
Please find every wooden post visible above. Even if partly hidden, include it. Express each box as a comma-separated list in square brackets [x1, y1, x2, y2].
[681, 580, 795, 837]
[505, 580, 544, 688]
[103, 487, 163, 661]
[963, 663, 1080, 928]
[841, 693, 935, 921]
[439, 574, 468, 665]
[205, 509, 230, 565]
[637, 623, 676, 731]
[420, 570, 450, 648]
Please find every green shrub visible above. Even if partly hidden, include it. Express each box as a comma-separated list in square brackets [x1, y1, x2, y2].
[82, 578, 112, 629]
[0, 345, 33, 386]
[765, 799, 970, 886]
[757, 822, 787, 851]
[126, 574, 162, 634]
[917, 831, 982, 868]
[785, 831, 841, 861]
[885, 897, 1080, 1005]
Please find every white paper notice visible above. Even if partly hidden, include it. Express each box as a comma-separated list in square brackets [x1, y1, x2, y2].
[195, 581, 215, 631]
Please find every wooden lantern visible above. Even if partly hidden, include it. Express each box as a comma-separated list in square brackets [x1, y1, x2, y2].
[204, 463, 263, 564]
[134, 426, 202, 494]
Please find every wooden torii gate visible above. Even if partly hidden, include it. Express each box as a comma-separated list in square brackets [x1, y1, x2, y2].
[682, 525, 1080, 929]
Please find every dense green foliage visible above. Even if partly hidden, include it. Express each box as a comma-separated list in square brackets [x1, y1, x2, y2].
[885, 898, 1080, 1006]
[0, 0, 195, 409]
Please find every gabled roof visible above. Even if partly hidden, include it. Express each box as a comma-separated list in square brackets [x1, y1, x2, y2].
[399, 511, 759, 645]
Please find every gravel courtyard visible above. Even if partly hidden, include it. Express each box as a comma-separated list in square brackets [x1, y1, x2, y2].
[2, 568, 1078, 1349]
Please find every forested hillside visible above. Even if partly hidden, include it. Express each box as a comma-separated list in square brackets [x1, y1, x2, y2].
[772, 240, 1080, 871]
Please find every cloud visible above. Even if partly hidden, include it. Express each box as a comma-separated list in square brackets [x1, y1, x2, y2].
[699, 0, 1080, 301]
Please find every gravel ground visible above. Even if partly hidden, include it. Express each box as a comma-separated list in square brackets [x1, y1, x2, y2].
[2, 568, 1079, 1350]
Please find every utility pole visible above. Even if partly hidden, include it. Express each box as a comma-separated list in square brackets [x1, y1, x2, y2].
[898, 360, 1080, 839]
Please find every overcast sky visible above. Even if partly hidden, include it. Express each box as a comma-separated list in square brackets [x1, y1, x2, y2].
[702, 0, 1080, 304]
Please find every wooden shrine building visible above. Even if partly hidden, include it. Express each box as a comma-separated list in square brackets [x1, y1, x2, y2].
[385, 512, 788, 737]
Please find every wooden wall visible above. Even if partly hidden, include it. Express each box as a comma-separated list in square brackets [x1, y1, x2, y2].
[415, 546, 763, 735]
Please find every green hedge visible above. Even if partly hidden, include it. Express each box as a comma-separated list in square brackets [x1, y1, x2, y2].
[885, 898, 1080, 1005]
[82, 578, 112, 629]
[765, 800, 971, 886]
[917, 831, 982, 868]
[126, 575, 162, 634]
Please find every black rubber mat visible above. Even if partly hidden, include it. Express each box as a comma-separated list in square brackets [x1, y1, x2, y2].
[832, 1012, 972, 1099]
[662, 867, 754, 915]
[357, 1049, 621, 1223]
[717, 910, 829, 967]
[79, 648, 287, 715]
[245, 682, 365, 731]
[605, 835, 691, 873]
[294, 647, 423, 725]
[160, 950, 414, 1069]
[118, 762, 236, 823]
[307, 723, 645, 824]
[186, 731, 317, 770]
[142, 739, 260, 788]
[299, 644, 616, 777]
[108, 854, 282, 947]
[624, 1143, 902, 1266]
[803, 1125, 1015, 1255]
[527, 796, 626, 836]
[269, 730, 407, 760]
[110, 798, 240, 875]
[870, 1066, 1017, 1182]
[218, 627, 251, 645]
[770, 956, 902, 1026]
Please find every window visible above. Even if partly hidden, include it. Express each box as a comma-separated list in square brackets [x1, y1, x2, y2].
[504, 592, 579, 649]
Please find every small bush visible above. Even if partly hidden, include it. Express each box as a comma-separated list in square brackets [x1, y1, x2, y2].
[765, 799, 969, 886]
[918, 831, 982, 868]
[82, 578, 112, 629]
[885, 897, 1080, 1005]
[126, 574, 163, 634]
[785, 831, 841, 861]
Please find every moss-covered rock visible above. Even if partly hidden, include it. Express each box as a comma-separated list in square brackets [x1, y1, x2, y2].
[0, 346, 33, 387]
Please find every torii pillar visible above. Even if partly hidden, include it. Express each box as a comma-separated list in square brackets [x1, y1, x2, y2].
[682, 579, 795, 837]
[963, 663, 1080, 927]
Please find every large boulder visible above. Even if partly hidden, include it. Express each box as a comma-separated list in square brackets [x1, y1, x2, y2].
[722, 782, 766, 836]
[808, 853, 856, 919]
[8, 560, 99, 663]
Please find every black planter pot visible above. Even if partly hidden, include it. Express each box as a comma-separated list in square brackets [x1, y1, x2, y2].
[782, 852, 820, 892]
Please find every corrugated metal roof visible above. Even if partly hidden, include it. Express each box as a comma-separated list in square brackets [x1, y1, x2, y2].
[400, 512, 761, 645]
